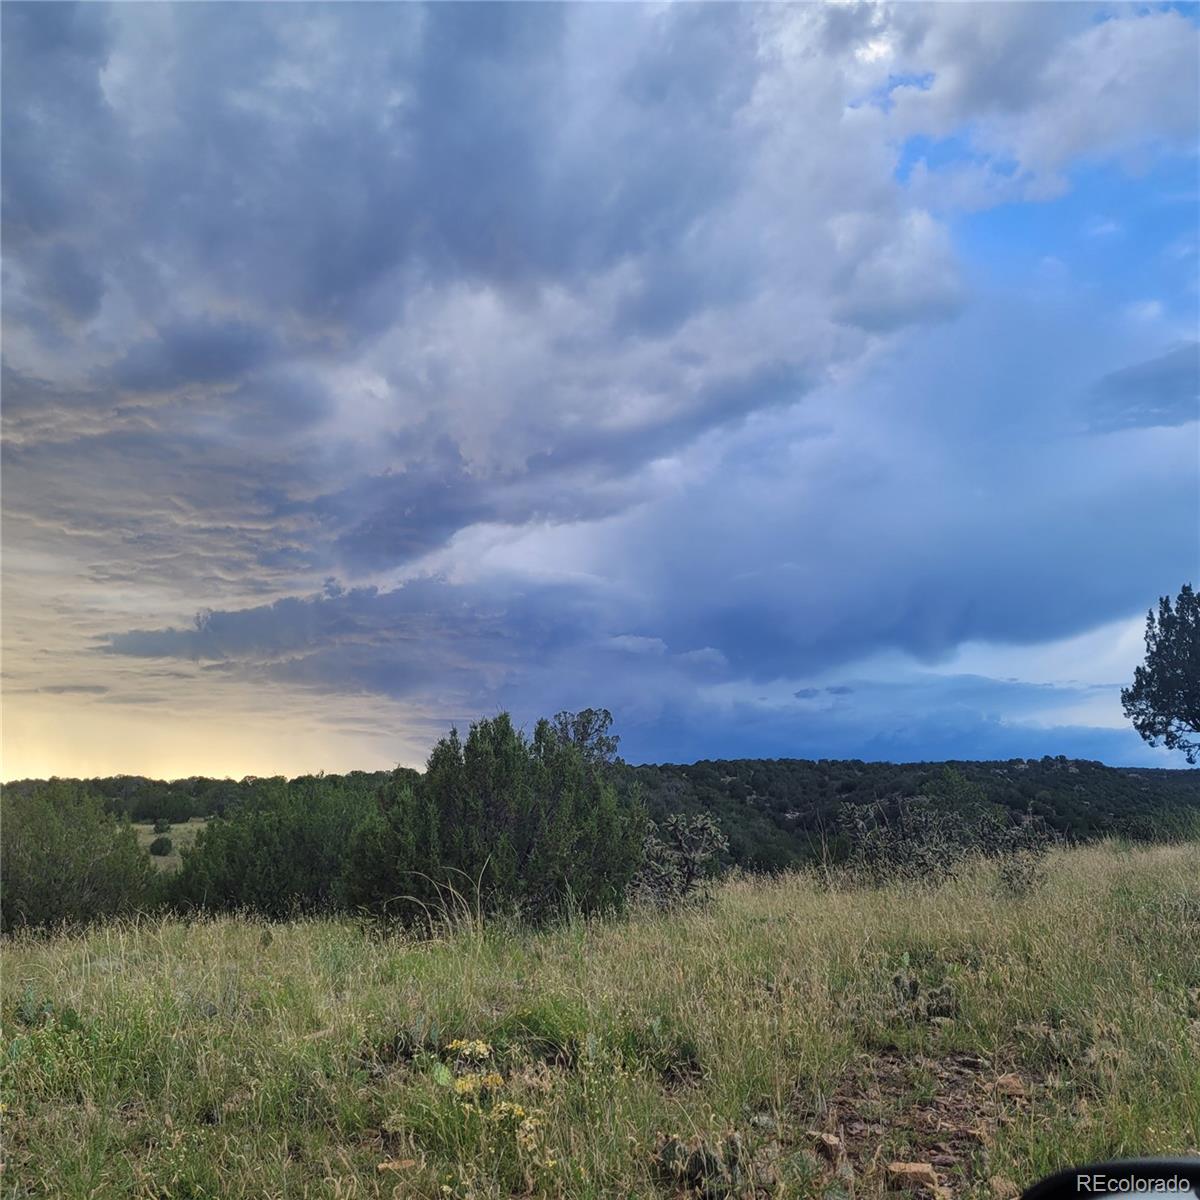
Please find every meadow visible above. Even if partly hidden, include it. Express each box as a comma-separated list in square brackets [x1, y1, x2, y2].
[3, 839, 1198, 1200]
[131, 818, 209, 873]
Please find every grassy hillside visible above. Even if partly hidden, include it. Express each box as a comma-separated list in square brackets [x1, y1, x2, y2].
[3, 840, 1198, 1199]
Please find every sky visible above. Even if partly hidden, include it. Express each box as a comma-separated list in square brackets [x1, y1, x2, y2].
[2, 1, 1198, 781]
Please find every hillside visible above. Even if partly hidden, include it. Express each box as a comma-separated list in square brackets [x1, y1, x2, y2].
[622, 756, 1200, 870]
[3, 841, 1197, 1198]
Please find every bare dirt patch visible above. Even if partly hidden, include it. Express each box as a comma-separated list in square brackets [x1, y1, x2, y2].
[795, 1050, 1037, 1195]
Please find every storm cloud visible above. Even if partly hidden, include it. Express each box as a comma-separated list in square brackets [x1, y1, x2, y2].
[2, 2, 1197, 777]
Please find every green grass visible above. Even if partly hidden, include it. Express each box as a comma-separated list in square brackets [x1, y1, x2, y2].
[3, 840, 1198, 1198]
[131, 817, 208, 872]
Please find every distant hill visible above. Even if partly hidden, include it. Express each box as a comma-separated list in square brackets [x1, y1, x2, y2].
[5, 754, 1197, 873]
[620, 755, 1200, 870]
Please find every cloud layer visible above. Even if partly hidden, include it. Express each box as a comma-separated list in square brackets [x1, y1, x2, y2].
[3, 2, 1197, 777]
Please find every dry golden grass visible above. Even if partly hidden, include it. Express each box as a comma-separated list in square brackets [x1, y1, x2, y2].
[2, 840, 1198, 1199]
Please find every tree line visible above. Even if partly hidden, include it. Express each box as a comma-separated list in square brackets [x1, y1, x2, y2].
[7, 752, 1197, 868]
[1, 710, 729, 931]
[5, 727, 1198, 932]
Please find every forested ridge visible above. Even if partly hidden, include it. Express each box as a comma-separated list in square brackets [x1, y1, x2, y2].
[622, 755, 1200, 869]
[7, 753, 1197, 873]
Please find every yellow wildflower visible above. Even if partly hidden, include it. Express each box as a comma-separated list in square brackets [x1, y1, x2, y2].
[488, 1101, 527, 1122]
[446, 1038, 491, 1060]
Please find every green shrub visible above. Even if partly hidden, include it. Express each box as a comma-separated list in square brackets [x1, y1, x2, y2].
[841, 768, 1059, 887]
[0, 781, 157, 930]
[171, 776, 372, 917]
[345, 710, 647, 924]
[149, 836, 173, 857]
[1112, 805, 1200, 845]
[152, 818, 172, 834]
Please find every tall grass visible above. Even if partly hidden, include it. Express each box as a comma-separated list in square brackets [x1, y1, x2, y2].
[2, 840, 1198, 1198]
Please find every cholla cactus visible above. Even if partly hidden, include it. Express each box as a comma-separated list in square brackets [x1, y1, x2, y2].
[632, 812, 729, 909]
[653, 1130, 749, 1198]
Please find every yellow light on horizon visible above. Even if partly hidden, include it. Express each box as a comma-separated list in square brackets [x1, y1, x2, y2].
[0, 696, 412, 782]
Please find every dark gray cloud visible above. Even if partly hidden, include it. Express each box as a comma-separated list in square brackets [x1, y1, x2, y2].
[100, 575, 627, 718]
[1088, 343, 1200, 432]
[30, 242, 105, 322]
[1, 3, 764, 345]
[103, 577, 598, 664]
[0, 3, 117, 246]
[110, 319, 279, 395]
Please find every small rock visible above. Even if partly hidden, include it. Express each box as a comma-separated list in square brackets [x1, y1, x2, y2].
[961, 1054, 991, 1069]
[376, 1159, 416, 1172]
[809, 1131, 843, 1161]
[990, 1175, 1020, 1200]
[887, 1162, 941, 1192]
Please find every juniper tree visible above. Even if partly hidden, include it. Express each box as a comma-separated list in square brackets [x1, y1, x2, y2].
[348, 711, 646, 923]
[1, 782, 156, 929]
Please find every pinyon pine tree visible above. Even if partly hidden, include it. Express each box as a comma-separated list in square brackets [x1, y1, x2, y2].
[1122, 583, 1200, 763]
